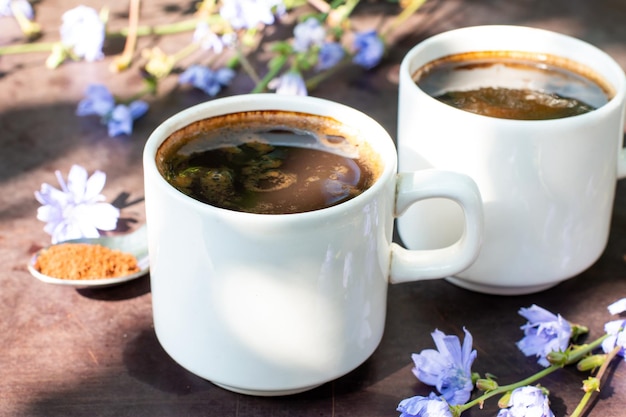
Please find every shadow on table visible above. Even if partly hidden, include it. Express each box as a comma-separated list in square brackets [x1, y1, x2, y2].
[20, 325, 404, 417]
[18, 260, 626, 417]
[77, 274, 151, 301]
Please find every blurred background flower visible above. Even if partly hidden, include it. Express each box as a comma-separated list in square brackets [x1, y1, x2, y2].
[1, 0, 428, 133]
[76, 84, 148, 137]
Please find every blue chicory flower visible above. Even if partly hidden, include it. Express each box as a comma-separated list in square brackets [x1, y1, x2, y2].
[219, 0, 284, 30]
[352, 30, 384, 69]
[316, 42, 345, 71]
[60, 5, 105, 62]
[411, 328, 477, 405]
[397, 392, 452, 417]
[516, 305, 572, 367]
[35, 165, 120, 243]
[178, 65, 236, 96]
[107, 101, 149, 137]
[1, 0, 34, 18]
[497, 386, 555, 417]
[608, 298, 626, 315]
[268, 71, 308, 96]
[293, 17, 325, 52]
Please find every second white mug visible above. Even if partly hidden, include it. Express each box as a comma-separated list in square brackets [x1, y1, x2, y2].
[397, 25, 626, 295]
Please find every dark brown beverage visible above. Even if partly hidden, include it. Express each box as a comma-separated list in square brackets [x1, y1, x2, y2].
[156, 111, 382, 214]
[413, 51, 614, 120]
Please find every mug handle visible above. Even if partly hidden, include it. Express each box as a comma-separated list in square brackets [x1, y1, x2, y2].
[389, 169, 484, 284]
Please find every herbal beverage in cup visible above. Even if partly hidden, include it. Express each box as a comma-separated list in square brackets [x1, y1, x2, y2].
[413, 50, 612, 120]
[397, 25, 626, 295]
[143, 94, 484, 396]
[156, 110, 382, 214]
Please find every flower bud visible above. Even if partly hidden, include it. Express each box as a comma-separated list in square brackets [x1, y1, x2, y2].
[476, 378, 499, 392]
[546, 351, 567, 366]
[45, 43, 69, 70]
[576, 354, 607, 372]
[570, 323, 589, 340]
[471, 372, 481, 384]
[582, 377, 600, 393]
[497, 391, 512, 408]
[142, 47, 175, 79]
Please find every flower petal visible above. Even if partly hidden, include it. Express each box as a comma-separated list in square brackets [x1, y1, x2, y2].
[397, 393, 452, 417]
[76, 84, 115, 116]
[608, 298, 626, 315]
[411, 329, 476, 405]
[352, 30, 384, 69]
[66, 165, 89, 202]
[129, 100, 149, 120]
[317, 42, 345, 71]
[74, 203, 120, 231]
[60, 6, 105, 62]
[498, 386, 555, 417]
[83, 170, 107, 202]
[516, 305, 572, 367]
[518, 305, 558, 324]
[107, 105, 134, 136]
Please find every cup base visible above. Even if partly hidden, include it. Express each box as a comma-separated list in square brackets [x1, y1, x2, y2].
[445, 276, 561, 295]
[212, 380, 324, 397]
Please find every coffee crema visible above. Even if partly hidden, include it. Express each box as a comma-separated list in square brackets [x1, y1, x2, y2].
[413, 51, 614, 120]
[156, 111, 382, 214]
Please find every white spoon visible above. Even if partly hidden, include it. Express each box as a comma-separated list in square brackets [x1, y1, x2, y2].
[28, 224, 149, 288]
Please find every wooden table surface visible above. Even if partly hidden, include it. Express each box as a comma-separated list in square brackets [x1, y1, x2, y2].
[1, 1, 625, 416]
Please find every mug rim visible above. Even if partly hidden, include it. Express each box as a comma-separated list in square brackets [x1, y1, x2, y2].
[143, 94, 397, 219]
[400, 24, 626, 124]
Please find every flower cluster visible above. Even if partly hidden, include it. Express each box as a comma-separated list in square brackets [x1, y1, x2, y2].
[1, 0, 425, 137]
[398, 299, 626, 417]
[18, 0, 426, 240]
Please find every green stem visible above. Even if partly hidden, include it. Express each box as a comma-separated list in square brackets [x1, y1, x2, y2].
[0, 19, 201, 56]
[569, 344, 622, 417]
[456, 333, 610, 415]
[113, 19, 200, 37]
[457, 365, 560, 414]
[384, 0, 427, 36]
[304, 56, 351, 91]
[251, 54, 288, 93]
[171, 42, 200, 62]
[565, 335, 608, 365]
[0, 42, 56, 55]
[341, 0, 361, 18]
[116, 79, 158, 103]
[571, 386, 595, 417]
[236, 45, 262, 86]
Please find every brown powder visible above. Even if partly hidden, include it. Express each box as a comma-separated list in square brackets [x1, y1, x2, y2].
[34, 243, 140, 280]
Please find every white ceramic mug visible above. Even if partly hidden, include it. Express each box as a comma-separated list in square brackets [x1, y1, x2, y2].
[143, 94, 483, 396]
[397, 25, 626, 295]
